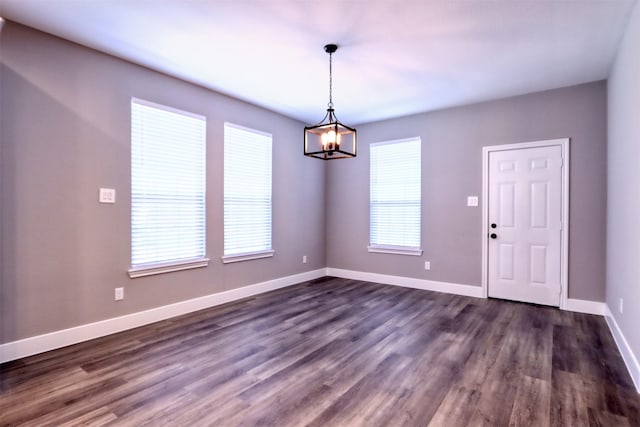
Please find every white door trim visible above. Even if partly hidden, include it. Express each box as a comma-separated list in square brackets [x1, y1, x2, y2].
[481, 138, 570, 309]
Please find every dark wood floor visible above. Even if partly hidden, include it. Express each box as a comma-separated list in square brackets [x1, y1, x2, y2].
[1, 277, 638, 426]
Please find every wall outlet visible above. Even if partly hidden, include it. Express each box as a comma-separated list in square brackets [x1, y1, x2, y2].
[302, 255, 307, 264]
[424, 261, 431, 270]
[467, 196, 479, 207]
[115, 287, 124, 301]
[619, 298, 623, 314]
[99, 188, 116, 204]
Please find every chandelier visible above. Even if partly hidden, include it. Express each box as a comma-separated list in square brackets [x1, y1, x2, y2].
[304, 44, 357, 160]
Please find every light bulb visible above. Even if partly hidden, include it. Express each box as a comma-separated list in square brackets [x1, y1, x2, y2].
[321, 129, 341, 151]
[328, 130, 337, 143]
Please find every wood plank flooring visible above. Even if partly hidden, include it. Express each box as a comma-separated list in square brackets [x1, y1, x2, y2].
[1, 277, 639, 426]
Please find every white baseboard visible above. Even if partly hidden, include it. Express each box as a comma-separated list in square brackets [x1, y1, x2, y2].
[2, 265, 630, 391]
[326, 268, 484, 298]
[605, 305, 640, 393]
[327, 269, 608, 315]
[564, 298, 606, 315]
[0, 268, 326, 364]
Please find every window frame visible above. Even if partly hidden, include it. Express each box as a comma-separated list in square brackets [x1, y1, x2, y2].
[128, 98, 209, 278]
[222, 122, 274, 264]
[368, 137, 423, 256]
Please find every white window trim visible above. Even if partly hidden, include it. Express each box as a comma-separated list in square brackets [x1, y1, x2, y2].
[128, 258, 210, 278]
[221, 250, 275, 264]
[132, 97, 205, 121]
[367, 245, 423, 256]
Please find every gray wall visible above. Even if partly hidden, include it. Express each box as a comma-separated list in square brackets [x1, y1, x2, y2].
[0, 22, 326, 343]
[607, 2, 640, 365]
[326, 82, 607, 302]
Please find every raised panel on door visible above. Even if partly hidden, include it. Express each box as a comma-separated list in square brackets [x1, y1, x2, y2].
[499, 182, 515, 228]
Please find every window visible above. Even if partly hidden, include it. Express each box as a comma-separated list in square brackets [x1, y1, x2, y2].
[223, 123, 273, 263]
[129, 98, 208, 277]
[369, 137, 422, 256]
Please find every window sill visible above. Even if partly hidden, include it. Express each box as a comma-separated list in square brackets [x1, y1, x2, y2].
[128, 258, 210, 278]
[367, 246, 423, 256]
[222, 250, 275, 264]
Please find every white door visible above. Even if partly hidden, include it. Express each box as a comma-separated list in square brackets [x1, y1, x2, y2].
[487, 144, 563, 306]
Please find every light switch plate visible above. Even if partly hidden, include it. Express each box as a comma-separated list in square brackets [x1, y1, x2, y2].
[99, 188, 116, 204]
[467, 196, 478, 207]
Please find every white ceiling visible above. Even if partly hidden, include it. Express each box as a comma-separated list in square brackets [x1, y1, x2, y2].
[0, 1, 636, 125]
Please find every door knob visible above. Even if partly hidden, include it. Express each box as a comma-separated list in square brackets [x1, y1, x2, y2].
[490, 233, 497, 239]
[491, 223, 497, 228]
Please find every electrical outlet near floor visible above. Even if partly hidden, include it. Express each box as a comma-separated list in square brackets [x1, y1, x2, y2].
[115, 287, 124, 301]
[302, 255, 307, 264]
[424, 261, 431, 270]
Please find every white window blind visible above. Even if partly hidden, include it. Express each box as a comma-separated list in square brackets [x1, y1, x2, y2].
[130, 98, 207, 276]
[223, 123, 273, 262]
[369, 137, 422, 255]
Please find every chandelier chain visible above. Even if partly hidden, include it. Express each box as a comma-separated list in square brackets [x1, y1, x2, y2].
[328, 50, 333, 109]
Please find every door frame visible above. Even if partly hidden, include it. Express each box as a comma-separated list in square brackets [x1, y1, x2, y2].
[481, 138, 570, 309]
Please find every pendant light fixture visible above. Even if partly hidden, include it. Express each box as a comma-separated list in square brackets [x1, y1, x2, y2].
[304, 44, 356, 160]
